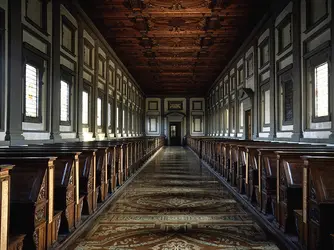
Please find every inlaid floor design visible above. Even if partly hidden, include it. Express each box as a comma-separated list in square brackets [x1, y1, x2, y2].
[70, 147, 280, 250]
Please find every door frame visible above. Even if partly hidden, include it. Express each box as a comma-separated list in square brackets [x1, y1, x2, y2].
[165, 112, 185, 146]
[169, 122, 182, 146]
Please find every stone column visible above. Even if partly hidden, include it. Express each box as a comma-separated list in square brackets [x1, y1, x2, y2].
[253, 40, 259, 139]
[329, 0, 334, 142]
[292, 0, 303, 142]
[77, 18, 84, 140]
[6, 0, 24, 142]
[269, 19, 277, 139]
[92, 40, 99, 139]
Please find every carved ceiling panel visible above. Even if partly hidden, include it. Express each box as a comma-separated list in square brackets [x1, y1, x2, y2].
[80, 0, 271, 96]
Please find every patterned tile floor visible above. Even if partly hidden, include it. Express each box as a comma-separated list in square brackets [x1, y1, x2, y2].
[69, 147, 280, 250]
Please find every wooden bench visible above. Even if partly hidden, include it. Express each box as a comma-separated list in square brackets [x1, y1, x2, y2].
[0, 150, 84, 234]
[0, 157, 59, 250]
[17, 145, 98, 216]
[0, 165, 26, 250]
[273, 151, 334, 236]
[300, 156, 334, 250]
[257, 147, 330, 215]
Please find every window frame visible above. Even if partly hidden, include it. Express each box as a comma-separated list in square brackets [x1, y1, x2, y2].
[246, 53, 254, 77]
[108, 96, 114, 131]
[60, 66, 74, 126]
[277, 14, 292, 55]
[305, 0, 328, 32]
[108, 67, 115, 88]
[230, 74, 236, 92]
[98, 55, 106, 78]
[61, 15, 76, 55]
[306, 48, 331, 123]
[260, 81, 271, 127]
[278, 67, 294, 126]
[82, 81, 92, 128]
[96, 92, 104, 128]
[22, 46, 46, 123]
[259, 37, 270, 69]
[25, 0, 48, 33]
[238, 66, 244, 86]
[83, 39, 94, 69]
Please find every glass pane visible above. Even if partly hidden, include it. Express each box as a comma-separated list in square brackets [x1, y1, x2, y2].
[264, 90, 270, 124]
[108, 103, 111, 127]
[284, 80, 293, 122]
[314, 62, 329, 117]
[97, 98, 102, 126]
[82, 91, 89, 125]
[240, 102, 244, 127]
[171, 125, 176, 137]
[60, 80, 70, 122]
[25, 64, 39, 118]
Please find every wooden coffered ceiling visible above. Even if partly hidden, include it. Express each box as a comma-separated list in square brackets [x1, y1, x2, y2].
[79, 0, 271, 96]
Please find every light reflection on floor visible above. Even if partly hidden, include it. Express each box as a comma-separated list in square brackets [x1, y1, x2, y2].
[70, 147, 280, 250]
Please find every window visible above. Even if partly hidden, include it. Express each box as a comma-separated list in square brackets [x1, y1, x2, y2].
[62, 16, 76, 54]
[25, 64, 40, 118]
[26, 0, 46, 30]
[82, 90, 89, 125]
[306, 0, 328, 29]
[231, 105, 235, 130]
[97, 97, 102, 127]
[225, 109, 229, 130]
[83, 40, 93, 68]
[307, 49, 330, 122]
[108, 102, 112, 128]
[314, 62, 329, 117]
[60, 80, 70, 124]
[260, 39, 269, 67]
[116, 104, 120, 133]
[277, 15, 292, 53]
[262, 89, 270, 125]
[283, 81, 293, 122]
[240, 102, 244, 128]
[247, 54, 254, 77]
[23, 46, 45, 123]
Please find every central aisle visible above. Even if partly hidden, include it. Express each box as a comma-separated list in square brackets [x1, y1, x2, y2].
[70, 147, 280, 250]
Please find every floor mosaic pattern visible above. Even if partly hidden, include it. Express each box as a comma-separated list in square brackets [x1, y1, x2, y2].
[70, 147, 280, 250]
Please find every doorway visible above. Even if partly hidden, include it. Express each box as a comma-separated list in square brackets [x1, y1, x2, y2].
[245, 110, 252, 140]
[169, 122, 181, 146]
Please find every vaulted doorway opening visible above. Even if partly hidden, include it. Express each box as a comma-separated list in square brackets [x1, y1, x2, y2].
[169, 122, 181, 146]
